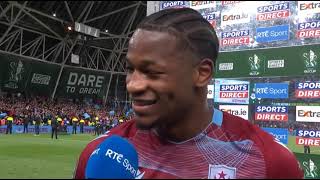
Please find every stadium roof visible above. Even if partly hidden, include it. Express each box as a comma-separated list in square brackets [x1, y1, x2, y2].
[0, 1, 147, 101]
[0, 1, 147, 73]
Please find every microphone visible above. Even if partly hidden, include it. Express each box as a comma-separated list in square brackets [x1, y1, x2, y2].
[85, 135, 139, 179]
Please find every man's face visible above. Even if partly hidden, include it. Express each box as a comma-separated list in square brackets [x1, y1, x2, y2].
[126, 29, 196, 130]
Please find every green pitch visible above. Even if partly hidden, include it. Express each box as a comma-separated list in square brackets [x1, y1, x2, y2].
[287, 136, 320, 155]
[0, 134, 320, 178]
[0, 133, 94, 179]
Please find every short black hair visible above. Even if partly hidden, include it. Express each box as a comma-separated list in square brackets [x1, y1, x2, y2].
[136, 7, 219, 66]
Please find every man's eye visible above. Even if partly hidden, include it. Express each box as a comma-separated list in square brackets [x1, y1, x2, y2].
[145, 70, 163, 75]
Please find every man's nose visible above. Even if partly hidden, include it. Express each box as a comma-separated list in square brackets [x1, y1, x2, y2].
[126, 71, 147, 94]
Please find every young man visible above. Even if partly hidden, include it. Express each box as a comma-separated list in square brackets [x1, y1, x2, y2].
[74, 8, 303, 179]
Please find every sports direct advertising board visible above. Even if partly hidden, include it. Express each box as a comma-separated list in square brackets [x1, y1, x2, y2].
[296, 130, 320, 146]
[214, 79, 250, 104]
[255, 106, 288, 121]
[295, 82, 320, 98]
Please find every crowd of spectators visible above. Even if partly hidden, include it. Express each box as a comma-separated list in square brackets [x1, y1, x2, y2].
[0, 93, 133, 130]
[1, 93, 319, 135]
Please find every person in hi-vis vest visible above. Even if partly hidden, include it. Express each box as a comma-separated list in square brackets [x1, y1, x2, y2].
[6, 116, 13, 134]
[94, 116, 99, 136]
[79, 118, 85, 134]
[90, 120, 95, 135]
[72, 116, 79, 134]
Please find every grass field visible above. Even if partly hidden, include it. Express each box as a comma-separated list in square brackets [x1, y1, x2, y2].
[287, 136, 320, 155]
[0, 133, 94, 179]
[0, 134, 319, 178]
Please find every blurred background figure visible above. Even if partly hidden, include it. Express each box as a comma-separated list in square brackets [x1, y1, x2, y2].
[51, 116, 59, 139]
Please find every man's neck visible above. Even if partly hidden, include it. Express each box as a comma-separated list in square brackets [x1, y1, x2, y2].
[156, 102, 213, 143]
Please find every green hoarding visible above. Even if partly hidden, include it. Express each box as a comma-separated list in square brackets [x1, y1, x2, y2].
[216, 44, 320, 78]
[0, 54, 32, 92]
[294, 153, 320, 179]
[56, 67, 111, 99]
[0, 53, 60, 96]
[0, 53, 113, 99]
[25, 61, 60, 96]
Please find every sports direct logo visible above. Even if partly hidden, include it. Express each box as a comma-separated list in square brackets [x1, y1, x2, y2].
[160, 1, 187, 10]
[297, 130, 320, 138]
[295, 82, 320, 98]
[296, 106, 320, 122]
[296, 130, 320, 146]
[255, 106, 288, 121]
[219, 84, 248, 98]
[220, 30, 250, 46]
[256, 2, 290, 21]
[218, 63, 233, 71]
[31, 73, 51, 85]
[296, 137, 320, 146]
[268, 59, 284, 68]
[215, 80, 250, 104]
[202, 12, 217, 28]
[297, 21, 320, 39]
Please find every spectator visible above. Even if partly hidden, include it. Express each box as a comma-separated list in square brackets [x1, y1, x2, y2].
[0, 93, 130, 133]
[5, 115, 13, 134]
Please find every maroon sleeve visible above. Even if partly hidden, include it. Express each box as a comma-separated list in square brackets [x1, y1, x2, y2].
[249, 124, 304, 179]
[265, 142, 304, 179]
[73, 120, 137, 179]
[221, 113, 304, 179]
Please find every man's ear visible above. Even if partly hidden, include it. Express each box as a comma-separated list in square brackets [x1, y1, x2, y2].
[193, 58, 214, 88]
